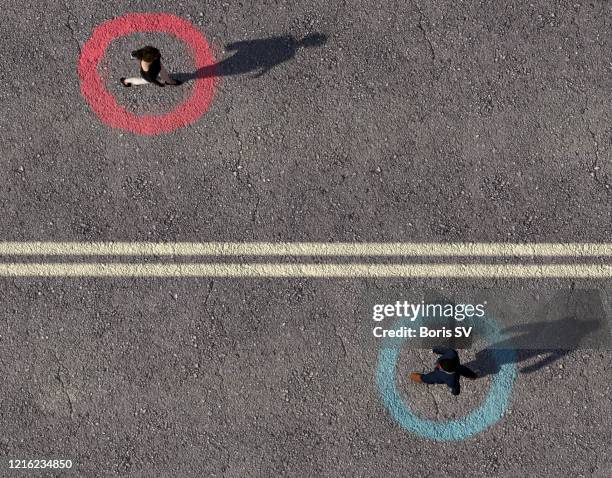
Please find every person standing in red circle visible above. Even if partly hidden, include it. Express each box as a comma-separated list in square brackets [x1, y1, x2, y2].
[78, 13, 217, 135]
[120, 46, 182, 87]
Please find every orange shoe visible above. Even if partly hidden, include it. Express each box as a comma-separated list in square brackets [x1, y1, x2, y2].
[410, 372, 423, 383]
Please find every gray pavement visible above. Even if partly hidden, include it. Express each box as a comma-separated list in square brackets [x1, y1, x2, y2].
[0, 0, 611, 477]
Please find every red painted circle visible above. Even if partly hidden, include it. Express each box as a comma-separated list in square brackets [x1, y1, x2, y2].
[78, 13, 216, 135]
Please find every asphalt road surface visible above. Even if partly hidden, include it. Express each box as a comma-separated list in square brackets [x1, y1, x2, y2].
[1, 0, 611, 477]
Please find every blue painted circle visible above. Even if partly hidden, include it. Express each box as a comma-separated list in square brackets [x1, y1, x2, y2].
[376, 315, 517, 441]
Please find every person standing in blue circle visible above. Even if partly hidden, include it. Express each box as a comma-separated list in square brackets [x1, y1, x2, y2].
[410, 348, 478, 395]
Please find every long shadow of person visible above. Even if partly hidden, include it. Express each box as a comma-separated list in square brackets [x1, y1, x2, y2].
[175, 33, 328, 82]
[463, 289, 609, 378]
[463, 316, 603, 378]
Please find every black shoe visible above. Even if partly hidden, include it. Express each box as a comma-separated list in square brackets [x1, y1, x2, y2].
[120, 77, 131, 87]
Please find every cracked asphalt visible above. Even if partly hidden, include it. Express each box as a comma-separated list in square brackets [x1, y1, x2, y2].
[0, 0, 611, 477]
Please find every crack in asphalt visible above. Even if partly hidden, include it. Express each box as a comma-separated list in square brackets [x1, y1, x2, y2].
[581, 96, 610, 195]
[53, 351, 74, 418]
[228, 118, 263, 239]
[228, 117, 263, 239]
[415, 3, 438, 80]
[332, 323, 348, 359]
[62, 1, 81, 56]
[250, 194, 261, 240]
[203, 280, 215, 310]
[586, 126, 610, 195]
[230, 118, 246, 183]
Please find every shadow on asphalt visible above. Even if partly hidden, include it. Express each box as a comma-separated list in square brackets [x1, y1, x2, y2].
[174, 33, 328, 81]
[414, 290, 607, 378]
[464, 316, 603, 377]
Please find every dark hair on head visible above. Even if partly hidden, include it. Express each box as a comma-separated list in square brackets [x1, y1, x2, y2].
[132, 46, 161, 62]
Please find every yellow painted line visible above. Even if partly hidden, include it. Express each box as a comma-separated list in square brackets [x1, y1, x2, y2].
[0, 263, 610, 277]
[0, 242, 610, 257]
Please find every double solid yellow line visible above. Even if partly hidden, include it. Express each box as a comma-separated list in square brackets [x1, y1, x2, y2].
[0, 242, 610, 278]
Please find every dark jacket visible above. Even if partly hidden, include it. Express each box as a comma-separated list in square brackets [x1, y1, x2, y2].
[421, 348, 477, 395]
